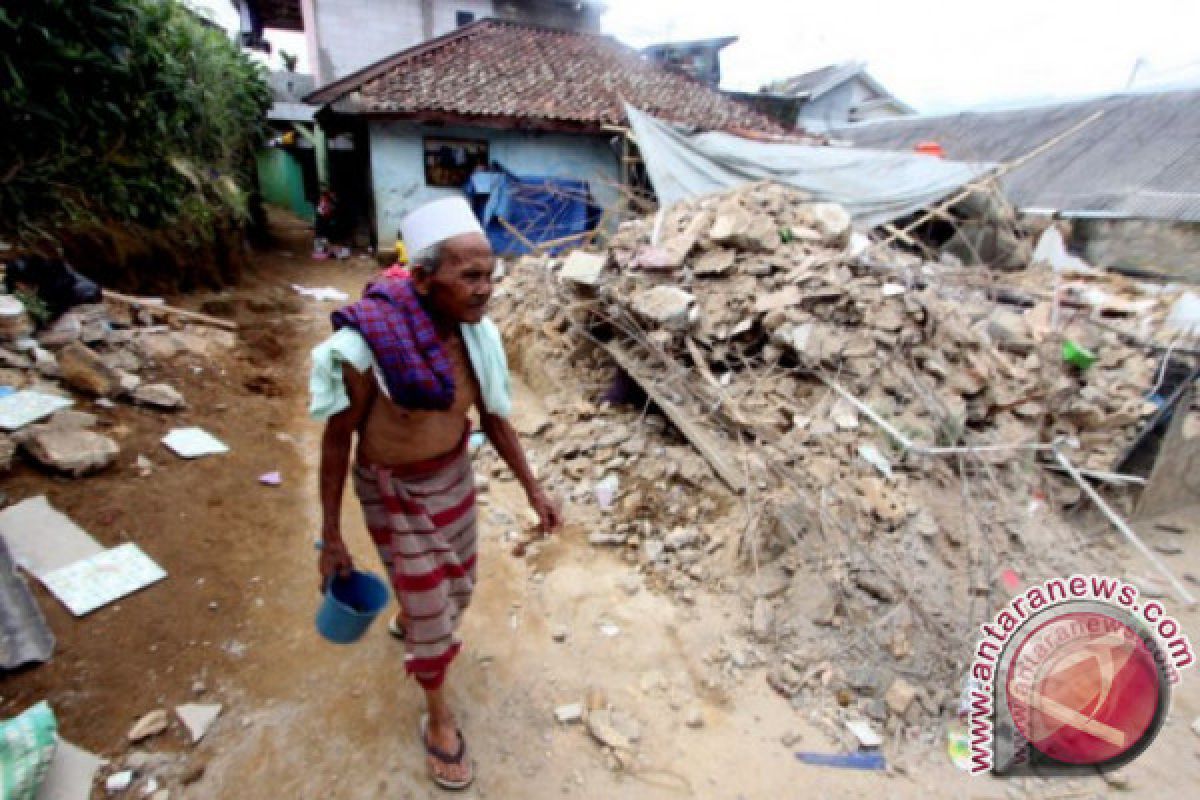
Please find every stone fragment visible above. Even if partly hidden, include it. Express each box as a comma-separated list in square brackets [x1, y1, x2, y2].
[1102, 770, 1130, 790]
[552, 625, 569, 642]
[58, 342, 119, 396]
[586, 710, 631, 750]
[133, 383, 186, 410]
[752, 597, 774, 641]
[21, 428, 118, 476]
[128, 709, 169, 742]
[618, 574, 641, 595]
[560, 251, 607, 286]
[750, 565, 790, 598]
[631, 286, 695, 331]
[32, 347, 59, 377]
[554, 703, 584, 724]
[809, 203, 852, 244]
[885, 678, 917, 716]
[986, 309, 1032, 351]
[175, 703, 222, 743]
[685, 708, 705, 728]
[106, 771, 135, 793]
[663, 527, 700, 550]
[693, 248, 737, 276]
[755, 286, 803, 313]
[134, 331, 181, 361]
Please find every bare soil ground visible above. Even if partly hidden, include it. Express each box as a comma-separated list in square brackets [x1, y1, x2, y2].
[3, 212, 1199, 799]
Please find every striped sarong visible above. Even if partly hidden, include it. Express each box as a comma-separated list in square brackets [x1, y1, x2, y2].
[353, 437, 477, 690]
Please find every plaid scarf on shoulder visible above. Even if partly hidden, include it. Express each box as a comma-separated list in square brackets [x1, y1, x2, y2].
[331, 278, 456, 410]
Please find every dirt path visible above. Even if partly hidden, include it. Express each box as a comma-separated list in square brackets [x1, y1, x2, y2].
[4, 213, 1200, 799]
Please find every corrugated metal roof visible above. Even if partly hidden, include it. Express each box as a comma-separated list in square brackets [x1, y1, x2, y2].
[837, 89, 1200, 221]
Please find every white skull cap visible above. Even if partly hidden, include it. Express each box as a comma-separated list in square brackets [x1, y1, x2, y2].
[400, 196, 485, 254]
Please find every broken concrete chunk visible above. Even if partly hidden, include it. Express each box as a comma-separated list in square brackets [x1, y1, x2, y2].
[133, 383, 186, 410]
[57, 341, 119, 396]
[808, 203, 852, 244]
[631, 286, 695, 331]
[663, 527, 700, 550]
[586, 709, 632, 750]
[692, 248, 737, 276]
[986, 309, 1032, 351]
[175, 703, 222, 743]
[128, 709, 169, 742]
[755, 286, 803, 314]
[752, 597, 775, 641]
[559, 251, 607, 286]
[750, 564, 790, 598]
[555, 703, 584, 724]
[884, 678, 917, 716]
[21, 428, 118, 476]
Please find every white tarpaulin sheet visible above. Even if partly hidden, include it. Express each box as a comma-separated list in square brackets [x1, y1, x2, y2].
[626, 105, 996, 228]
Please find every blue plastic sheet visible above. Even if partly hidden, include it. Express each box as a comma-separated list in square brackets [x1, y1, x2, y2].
[469, 167, 602, 256]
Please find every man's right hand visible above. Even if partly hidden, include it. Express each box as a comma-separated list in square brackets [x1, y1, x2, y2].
[318, 537, 354, 590]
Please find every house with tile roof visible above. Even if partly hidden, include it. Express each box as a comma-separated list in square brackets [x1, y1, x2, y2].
[303, 17, 779, 249]
[766, 62, 913, 133]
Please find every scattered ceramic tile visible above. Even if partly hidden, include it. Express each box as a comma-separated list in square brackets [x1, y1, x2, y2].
[40, 543, 166, 616]
[0, 390, 72, 431]
[161, 427, 229, 459]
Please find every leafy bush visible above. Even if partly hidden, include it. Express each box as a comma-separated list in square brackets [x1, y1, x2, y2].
[0, 0, 271, 241]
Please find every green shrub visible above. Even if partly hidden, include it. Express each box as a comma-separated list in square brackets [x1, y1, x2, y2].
[0, 0, 271, 241]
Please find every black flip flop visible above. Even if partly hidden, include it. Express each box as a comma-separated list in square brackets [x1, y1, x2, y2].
[419, 713, 474, 791]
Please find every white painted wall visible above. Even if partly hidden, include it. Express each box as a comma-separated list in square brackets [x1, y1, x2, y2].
[311, 0, 423, 83]
[797, 77, 908, 132]
[368, 121, 619, 246]
[309, 0, 597, 83]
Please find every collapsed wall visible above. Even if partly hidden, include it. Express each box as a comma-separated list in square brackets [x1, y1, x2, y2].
[489, 181, 1194, 742]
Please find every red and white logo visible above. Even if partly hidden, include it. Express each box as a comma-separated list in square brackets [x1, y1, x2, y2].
[1004, 610, 1163, 766]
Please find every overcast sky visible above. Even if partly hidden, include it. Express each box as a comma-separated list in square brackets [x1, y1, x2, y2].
[192, 0, 1200, 113]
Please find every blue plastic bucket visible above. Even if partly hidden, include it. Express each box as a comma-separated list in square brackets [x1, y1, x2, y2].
[315, 570, 390, 644]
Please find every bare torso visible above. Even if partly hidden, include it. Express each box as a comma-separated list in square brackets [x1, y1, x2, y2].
[355, 332, 480, 465]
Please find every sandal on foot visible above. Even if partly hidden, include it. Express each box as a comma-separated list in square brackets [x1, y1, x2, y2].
[387, 612, 406, 640]
[419, 713, 474, 790]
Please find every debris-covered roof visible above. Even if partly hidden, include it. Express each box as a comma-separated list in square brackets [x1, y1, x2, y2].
[838, 89, 1200, 221]
[305, 19, 781, 133]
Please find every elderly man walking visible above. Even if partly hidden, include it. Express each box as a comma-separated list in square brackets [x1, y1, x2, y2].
[310, 197, 561, 789]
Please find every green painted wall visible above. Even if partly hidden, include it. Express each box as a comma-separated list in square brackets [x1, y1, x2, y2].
[257, 149, 314, 220]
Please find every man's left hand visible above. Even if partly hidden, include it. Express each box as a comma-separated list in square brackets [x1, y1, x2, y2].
[528, 486, 563, 534]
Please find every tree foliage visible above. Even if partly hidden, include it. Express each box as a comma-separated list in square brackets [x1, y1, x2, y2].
[0, 0, 271, 240]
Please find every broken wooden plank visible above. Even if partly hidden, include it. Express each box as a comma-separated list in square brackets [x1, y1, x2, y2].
[601, 340, 747, 494]
[103, 290, 237, 331]
[496, 217, 537, 252]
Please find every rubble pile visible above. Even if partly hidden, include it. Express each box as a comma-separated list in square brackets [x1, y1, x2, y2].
[488, 181, 1194, 736]
[603, 181, 1170, 473]
[0, 293, 234, 477]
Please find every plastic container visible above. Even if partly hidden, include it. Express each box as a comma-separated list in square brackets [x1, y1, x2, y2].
[1062, 339, 1097, 370]
[315, 570, 390, 644]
